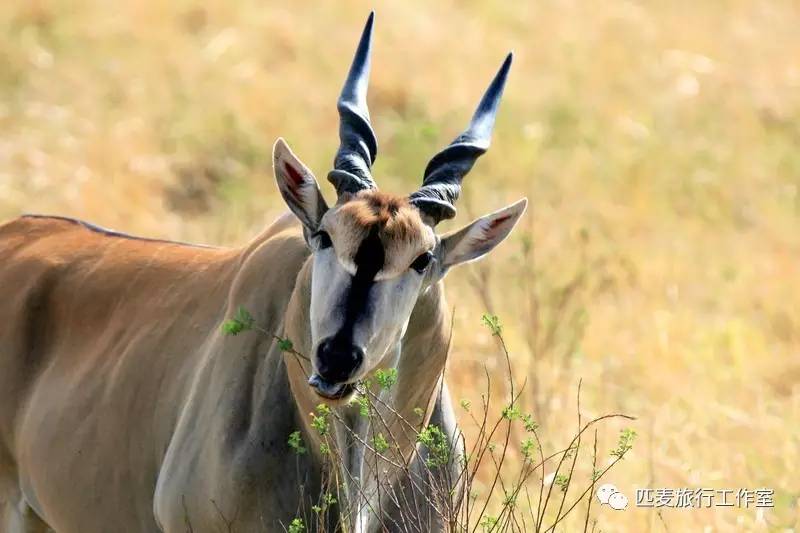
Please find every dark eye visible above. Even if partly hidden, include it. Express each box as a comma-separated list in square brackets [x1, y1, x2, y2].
[410, 251, 433, 273]
[314, 230, 332, 250]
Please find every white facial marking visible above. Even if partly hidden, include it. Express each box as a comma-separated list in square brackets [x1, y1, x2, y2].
[309, 248, 350, 349]
[309, 234, 425, 384]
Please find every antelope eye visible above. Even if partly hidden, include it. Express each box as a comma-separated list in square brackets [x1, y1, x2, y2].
[410, 251, 433, 273]
[314, 230, 333, 250]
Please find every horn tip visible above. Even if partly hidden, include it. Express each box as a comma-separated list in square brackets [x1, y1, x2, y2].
[364, 11, 375, 34]
[499, 52, 513, 78]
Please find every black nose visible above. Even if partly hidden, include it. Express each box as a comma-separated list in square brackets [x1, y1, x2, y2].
[316, 337, 364, 383]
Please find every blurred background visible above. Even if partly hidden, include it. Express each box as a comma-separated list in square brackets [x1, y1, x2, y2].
[1, 0, 798, 530]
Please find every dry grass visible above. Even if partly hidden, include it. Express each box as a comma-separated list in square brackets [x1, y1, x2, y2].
[1, 0, 799, 530]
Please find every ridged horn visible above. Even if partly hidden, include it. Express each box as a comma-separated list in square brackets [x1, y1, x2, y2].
[327, 12, 379, 199]
[408, 52, 513, 224]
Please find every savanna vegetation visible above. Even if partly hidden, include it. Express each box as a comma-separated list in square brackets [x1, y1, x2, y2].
[1, 1, 798, 530]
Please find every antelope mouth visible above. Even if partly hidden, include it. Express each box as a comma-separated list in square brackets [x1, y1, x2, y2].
[308, 374, 356, 401]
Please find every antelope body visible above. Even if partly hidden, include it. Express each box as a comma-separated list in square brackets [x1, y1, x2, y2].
[0, 13, 525, 533]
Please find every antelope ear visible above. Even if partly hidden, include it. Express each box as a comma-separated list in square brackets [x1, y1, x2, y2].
[273, 138, 329, 230]
[440, 198, 527, 268]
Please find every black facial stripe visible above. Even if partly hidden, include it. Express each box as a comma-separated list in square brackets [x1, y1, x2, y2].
[353, 227, 385, 281]
[336, 227, 385, 343]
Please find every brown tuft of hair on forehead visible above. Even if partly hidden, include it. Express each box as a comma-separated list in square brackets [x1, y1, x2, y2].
[342, 191, 422, 242]
[331, 190, 433, 276]
[353, 191, 405, 223]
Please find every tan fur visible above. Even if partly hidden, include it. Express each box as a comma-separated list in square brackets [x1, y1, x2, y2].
[0, 211, 459, 532]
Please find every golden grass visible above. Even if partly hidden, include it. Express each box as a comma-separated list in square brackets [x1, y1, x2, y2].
[1, 0, 799, 530]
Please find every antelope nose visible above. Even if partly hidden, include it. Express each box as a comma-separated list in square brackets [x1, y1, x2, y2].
[316, 337, 364, 383]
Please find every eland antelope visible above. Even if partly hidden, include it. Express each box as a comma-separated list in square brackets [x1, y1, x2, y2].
[0, 12, 525, 533]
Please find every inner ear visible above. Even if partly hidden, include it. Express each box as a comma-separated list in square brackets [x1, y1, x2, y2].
[440, 198, 527, 268]
[273, 138, 329, 230]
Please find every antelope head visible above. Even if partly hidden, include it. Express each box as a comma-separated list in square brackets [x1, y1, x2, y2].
[273, 13, 526, 401]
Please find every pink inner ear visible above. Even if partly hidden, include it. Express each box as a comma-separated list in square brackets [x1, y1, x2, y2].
[283, 161, 305, 191]
[487, 213, 513, 234]
[468, 213, 514, 248]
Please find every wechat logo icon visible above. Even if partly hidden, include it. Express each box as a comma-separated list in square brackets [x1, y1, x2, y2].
[596, 483, 629, 510]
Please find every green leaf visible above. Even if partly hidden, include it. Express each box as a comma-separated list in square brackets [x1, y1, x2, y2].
[503, 491, 517, 508]
[501, 403, 521, 421]
[480, 313, 503, 336]
[221, 320, 241, 336]
[310, 404, 330, 436]
[372, 432, 389, 453]
[611, 427, 637, 459]
[522, 414, 539, 432]
[277, 337, 293, 352]
[288, 518, 305, 533]
[356, 395, 370, 417]
[479, 516, 498, 531]
[312, 492, 336, 514]
[417, 424, 450, 467]
[221, 306, 254, 336]
[375, 368, 398, 390]
[287, 430, 306, 455]
[521, 437, 537, 459]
